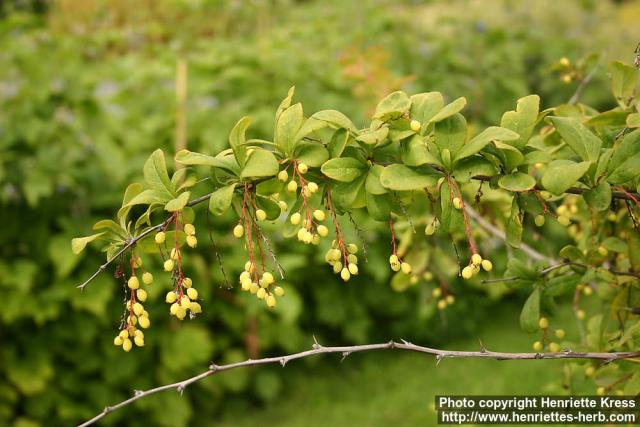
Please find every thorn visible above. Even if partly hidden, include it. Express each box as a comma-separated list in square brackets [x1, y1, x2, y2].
[176, 386, 184, 395]
[312, 335, 321, 349]
[400, 339, 411, 346]
[341, 351, 351, 362]
[280, 358, 287, 367]
[435, 354, 443, 366]
[388, 340, 396, 349]
[478, 339, 487, 353]
[209, 363, 219, 372]
[133, 390, 143, 397]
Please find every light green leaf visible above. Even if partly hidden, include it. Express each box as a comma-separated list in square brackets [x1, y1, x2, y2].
[506, 197, 523, 248]
[209, 184, 236, 215]
[452, 157, 497, 183]
[331, 175, 366, 213]
[373, 91, 411, 121]
[229, 116, 252, 167]
[627, 113, 640, 128]
[607, 152, 640, 185]
[164, 191, 191, 212]
[439, 180, 463, 233]
[498, 173, 536, 192]
[434, 113, 467, 153]
[500, 95, 540, 150]
[429, 97, 466, 123]
[328, 129, 350, 158]
[240, 149, 279, 179]
[309, 110, 357, 133]
[583, 181, 611, 211]
[379, 164, 438, 191]
[294, 142, 329, 167]
[71, 232, 106, 255]
[410, 92, 444, 128]
[520, 287, 540, 333]
[143, 149, 174, 196]
[455, 126, 519, 161]
[365, 192, 391, 221]
[549, 117, 601, 162]
[356, 126, 389, 145]
[365, 164, 387, 195]
[123, 189, 172, 208]
[175, 149, 235, 171]
[609, 61, 637, 100]
[321, 158, 367, 182]
[275, 103, 303, 156]
[401, 134, 441, 167]
[541, 160, 591, 195]
[275, 86, 295, 121]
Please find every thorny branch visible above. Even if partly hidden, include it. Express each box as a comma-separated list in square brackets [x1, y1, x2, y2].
[78, 339, 640, 427]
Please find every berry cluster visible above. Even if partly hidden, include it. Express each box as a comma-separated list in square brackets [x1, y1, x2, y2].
[388, 221, 412, 275]
[238, 264, 284, 308]
[431, 287, 456, 311]
[531, 317, 565, 353]
[113, 254, 153, 351]
[460, 253, 492, 280]
[284, 162, 327, 245]
[324, 241, 359, 282]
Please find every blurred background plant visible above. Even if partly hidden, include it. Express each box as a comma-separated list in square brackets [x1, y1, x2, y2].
[1, 0, 638, 426]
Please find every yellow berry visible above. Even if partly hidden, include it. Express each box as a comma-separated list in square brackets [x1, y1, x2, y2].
[597, 246, 608, 256]
[534, 215, 545, 227]
[165, 291, 177, 304]
[452, 197, 463, 210]
[400, 262, 412, 275]
[559, 57, 570, 66]
[155, 231, 166, 244]
[532, 341, 543, 352]
[186, 235, 198, 248]
[249, 282, 259, 294]
[256, 288, 267, 300]
[410, 119, 421, 132]
[290, 212, 301, 225]
[347, 244, 358, 254]
[136, 288, 148, 302]
[114, 336, 123, 346]
[307, 182, 319, 193]
[297, 163, 308, 174]
[437, 300, 447, 310]
[122, 338, 133, 352]
[119, 330, 129, 339]
[538, 317, 549, 329]
[471, 253, 482, 265]
[274, 286, 285, 297]
[241, 279, 251, 291]
[558, 216, 571, 226]
[127, 276, 140, 290]
[313, 210, 326, 221]
[481, 259, 493, 272]
[583, 286, 593, 296]
[340, 268, 351, 282]
[348, 263, 359, 275]
[585, 366, 595, 377]
[182, 277, 192, 288]
[461, 266, 473, 280]
[170, 248, 180, 260]
[445, 295, 455, 305]
[142, 272, 153, 285]
[596, 387, 605, 396]
[170, 303, 179, 315]
[278, 201, 288, 210]
[175, 306, 187, 320]
[245, 261, 254, 273]
[184, 223, 196, 236]
[190, 302, 202, 314]
[262, 272, 274, 285]
[389, 254, 399, 264]
[317, 225, 329, 237]
[134, 336, 144, 347]
[138, 316, 150, 329]
[266, 295, 276, 308]
[555, 329, 566, 339]
[432, 288, 442, 298]
[423, 271, 433, 281]
[164, 259, 174, 272]
[425, 223, 436, 236]
[256, 209, 267, 221]
[347, 254, 358, 264]
[277, 170, 289, 182]
[576, 309, 586, 320]
[332, 262, 342, 274]
[233, 224, 245, 238]
[187, 287, 198, 300]
[287, 180, 298, 193]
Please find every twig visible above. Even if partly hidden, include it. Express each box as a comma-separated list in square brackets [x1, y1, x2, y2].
[568, 56, 602, 105]
[78, 339, 640, 427]
[482, 261, 640, 284]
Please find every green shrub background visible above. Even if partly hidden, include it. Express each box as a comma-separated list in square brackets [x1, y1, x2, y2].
[1, 1, 637, 425]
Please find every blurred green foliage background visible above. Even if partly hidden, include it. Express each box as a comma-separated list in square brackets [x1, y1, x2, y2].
[1, 0, 638, 425]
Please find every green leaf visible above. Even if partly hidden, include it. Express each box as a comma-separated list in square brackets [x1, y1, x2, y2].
[373, 91, 411, 121]
[439, 180, 463, 233]
[429, 97, 466, 123]
[541, 160, 591, 195]
[275, 86, 295, 120]
[71, 232, 106, 255]
[365, 164, 387, 195]
[607, 129, 640, 177]
[240, 149, 279, 179]
[331, 175, 366, 213]
[356, 126, 389, 145]
[143, 149, 174, 197]
[123, 189, 172, 208]
[164, 191, 190, 212]
[559, 245, 584, 262]
[607, 152, 640, 185]
[506, 197, 523, 248]
[256, 178, 284, 196]
[321, 158, 367, 182]
[401, 134, 441, 166]
[452, 157, 497, 183]
[328, 128, 350, 158]
[175, 149, 236, 171]
[498, 173, 536, 192]
[520, 287, 540, 333]
[627, 113, 640, 128]
[583, 181, 611, 211]
[255, 196, 281, 220]
[209, 184, 236, 215]
[308, 110, 357, 133]
[379, 164, 438, 191]
[609, 61, 637, 100]
[490, 141, 525, 172]
[602, 237, 627, 253]
[500, 95, 540, 150]
[434, 113, 467, 153]
[229, 116, 252, 167]
[454, 126, 519, 161]
[294, 142, 329, 167]
[410, 92, 444, 129]
[275, 103, 303, 156]
[549, 117, 601, 163]
[365, 192, 392, 221]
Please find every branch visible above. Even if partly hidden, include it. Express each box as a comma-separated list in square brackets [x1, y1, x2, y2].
[483, 261, 640, 284]
[78, 339, 640, 427]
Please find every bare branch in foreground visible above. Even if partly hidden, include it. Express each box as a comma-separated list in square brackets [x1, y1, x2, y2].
[78, 340, 640, 427]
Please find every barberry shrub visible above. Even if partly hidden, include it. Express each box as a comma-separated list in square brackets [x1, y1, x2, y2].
[74, 60, 640, 394]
